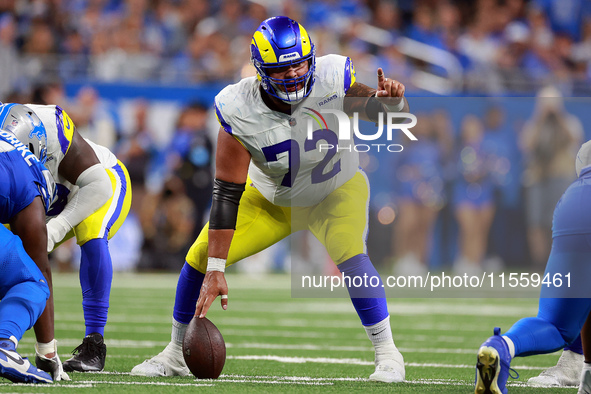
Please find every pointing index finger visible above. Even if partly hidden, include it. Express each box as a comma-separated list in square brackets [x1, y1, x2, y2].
[377, 68, 384, 82]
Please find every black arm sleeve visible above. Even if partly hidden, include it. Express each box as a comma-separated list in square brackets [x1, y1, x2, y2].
[209, 178, 246, 230]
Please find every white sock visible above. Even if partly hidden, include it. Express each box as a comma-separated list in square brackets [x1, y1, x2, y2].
[502, 335, 515, 358]
[171, 317, 188, 345]
[7, 336, 18, 348]
[364, 315, 401, 364]
[364, 316, 393, 345]
[36, 339, 57, 356]
[374, 341, 400, 362]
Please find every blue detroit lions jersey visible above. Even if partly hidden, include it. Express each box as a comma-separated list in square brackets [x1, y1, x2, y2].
[0, 130, 55, 223]
[552, 166, 591, 237]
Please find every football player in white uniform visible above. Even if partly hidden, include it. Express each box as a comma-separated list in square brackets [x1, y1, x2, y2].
[132, 16, 408, 382]
[0, 103, 132, 377]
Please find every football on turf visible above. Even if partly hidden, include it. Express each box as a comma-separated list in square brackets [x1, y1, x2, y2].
[182, 316, 226, 379]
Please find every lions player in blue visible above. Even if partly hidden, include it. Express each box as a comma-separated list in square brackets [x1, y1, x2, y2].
[0, 128, 56, 384]
[133, 16, 409, 382]
[475, 140, 591, 394]
[0, 103, 132, 376]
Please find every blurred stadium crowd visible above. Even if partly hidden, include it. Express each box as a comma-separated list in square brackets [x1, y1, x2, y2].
[0, 0, 590, 274]
[2, 0, 591, 95]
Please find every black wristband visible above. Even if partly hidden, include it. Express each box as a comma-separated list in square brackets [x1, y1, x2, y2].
[365, 95, 384, 123]
[209, 179, 246, 230]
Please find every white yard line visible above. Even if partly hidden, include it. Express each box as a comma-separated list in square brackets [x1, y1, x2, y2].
[229, 355, 374, 365]
[74, 357, 556, 372]
[49, 317, 523, 334]
[227, 342, 477, 354]
[16, 337, 559, 365]
[70, 381, 215, 387]
[215, 379, 332, 385]
[222, 374, 366, 381]
[227, 355, 551, 371]
[76, 380, 323, 386]
[0, 375, 575, 390]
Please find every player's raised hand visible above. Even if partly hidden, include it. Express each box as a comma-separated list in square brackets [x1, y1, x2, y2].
[376, 68, 405, 98]
[195, 271, 228, 318]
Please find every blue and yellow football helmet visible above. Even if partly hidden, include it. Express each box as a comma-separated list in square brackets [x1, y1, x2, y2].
[250, 16, 316, 103]
[0, 103, 48, 164]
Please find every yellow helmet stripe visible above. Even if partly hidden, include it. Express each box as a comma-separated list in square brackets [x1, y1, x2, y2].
[299, 24, 311, 56]
[59, 110, 75, 155]
[253, 31, 277, 63]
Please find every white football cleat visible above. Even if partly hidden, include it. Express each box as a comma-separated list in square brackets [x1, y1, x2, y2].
[528, 350, 583, 387]
[579, 367, 591, 394]
[369, 349, 405, 383]
[131, 342, 190, 377]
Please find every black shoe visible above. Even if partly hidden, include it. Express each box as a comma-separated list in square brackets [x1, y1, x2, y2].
[62, 333, 106, 372]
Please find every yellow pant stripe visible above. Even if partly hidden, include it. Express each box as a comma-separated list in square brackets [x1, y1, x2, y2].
[72, 161, 132, 245]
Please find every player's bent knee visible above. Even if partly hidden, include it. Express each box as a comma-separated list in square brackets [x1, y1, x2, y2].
[3, 280, 49, 327]
[327, 234, 364, 264]
[21, 279, 50, 305]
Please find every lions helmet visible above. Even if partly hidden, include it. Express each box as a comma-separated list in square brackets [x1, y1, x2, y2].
[250, 16, 316, 104]
[0, 103, 48, 164]
[576, 139, 591, 177]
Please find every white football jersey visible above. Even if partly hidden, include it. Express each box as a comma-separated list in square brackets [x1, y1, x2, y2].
[215, 55, 359, 207]
[26, 104, 118, 215]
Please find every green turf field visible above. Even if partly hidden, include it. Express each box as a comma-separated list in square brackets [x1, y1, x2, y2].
[0, 272, 577, 392]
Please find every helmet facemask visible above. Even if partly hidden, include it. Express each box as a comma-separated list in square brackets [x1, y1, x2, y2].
[255, 56, 315, 104]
